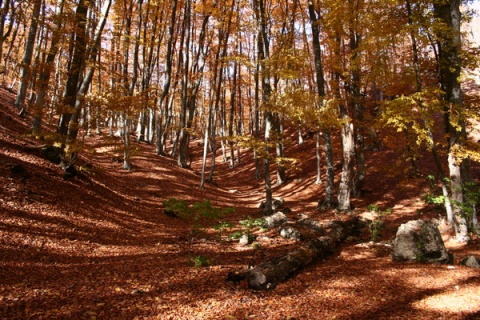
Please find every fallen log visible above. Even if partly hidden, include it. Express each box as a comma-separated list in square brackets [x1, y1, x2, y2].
[228, 216, 359, 290]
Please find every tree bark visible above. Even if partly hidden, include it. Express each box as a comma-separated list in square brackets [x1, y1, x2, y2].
[57, 0, 89, 139]
[406, 0, 454, 224]
[254, 0, 273, 214]
[308, 0, 335, 208]
[229, 217, 359, 290]
[156, 0, 177, 155]
[14, 0, 41, 114]
[434, 0, 471, 242]
[31, 0, 65, 135]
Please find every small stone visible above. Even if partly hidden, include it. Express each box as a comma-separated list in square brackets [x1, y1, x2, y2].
[239, 234, 251, 246]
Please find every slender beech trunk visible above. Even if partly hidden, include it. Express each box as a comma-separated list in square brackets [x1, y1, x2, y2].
[0, 0, 15, 65]
[178, 1, 210, 168]
[66, 0, 111, 145]
[57, 0, 89, 166]
[14, 0, 41, 115]
[31, 0, 65, 135]
[254, 0, 273, 214]
[406, 0, 454, 223]
[275, 113, 286, 185]
[156, 0, 177, 155]
[308, 0, 334, 208]
[228, 56, 238, 168]
[337, 16, 360, 211]
[434, 0, 471, 242]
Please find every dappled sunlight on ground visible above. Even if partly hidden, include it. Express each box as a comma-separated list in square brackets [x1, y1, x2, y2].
[1, 87, 479, 319]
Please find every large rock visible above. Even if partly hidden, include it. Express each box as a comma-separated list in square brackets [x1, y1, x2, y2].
[279, 226, 301, 241]
[259, 197, 287, 213]
[459, 255, 480, 269]
[264, 212, 288, 228]
[392, 220, 450, 264]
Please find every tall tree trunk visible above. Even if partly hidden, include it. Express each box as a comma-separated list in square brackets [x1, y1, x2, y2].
[406, 0, 454, 223]
[337, 15, 360, 211]
[66, 0, 111, 144]
[178, 0, 210, 168]
[206, 5, 234, 182]
[315, 132, 321, 184]
[323, 131, 335, 208]
[14, 0, 41, 115]
[337, 106, 354, 211]
[434, 0, 471, 242]
[31, 0, 65, 135]
[0, 0, 15, 66]
[156, 0, 177, 155]
[308, 0, 334, 208]
[254, 0, 273, 214]
[275, 113, 286, 185]
[228, 56, 238, 168]
[57, 0, 89, 164]
[347, 1, 364, 199]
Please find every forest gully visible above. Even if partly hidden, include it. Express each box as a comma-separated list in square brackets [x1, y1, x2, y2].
[0, 0, 479, 319]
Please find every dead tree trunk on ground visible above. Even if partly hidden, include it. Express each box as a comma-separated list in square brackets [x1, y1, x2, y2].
[228, 216, 359, 290]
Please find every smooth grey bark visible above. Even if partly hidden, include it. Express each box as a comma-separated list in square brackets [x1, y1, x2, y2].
[275, 113, 286, 185]
[155, 0, 177, 154]
[3, 18, 19, 82]
[0, 0, 15, 65]
[406, 0, 454, 223]
[337, 13, 361, 211]
[337, 119, 354, 211]
[178, 1, 210, 168]
[137, 1, 162, 143]
[434, 0, 471, 242]
[66, 0, 111, 144]
[57, 0, 89, 136]
[124, 0, 142, 170]
[228, 53, 238, 168]
[347, 2, 364, 199]
[205, 6, 234, 184]
[315, 132, 321, 184]
[323, 131, 335, 207]
[308, 0, 334, 208]
[254, 0, 273, 214]
[14, 0, 41, 115]
[31, 0, 65, 135]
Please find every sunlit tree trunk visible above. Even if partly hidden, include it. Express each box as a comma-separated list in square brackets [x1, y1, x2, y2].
[14, 0, 41, 115]
[434, 0, 471, 242]
[228, 54, 238, 168]
[275, 113, 286, 185]
[156, 0, 177, 155]
[178, 1, 209, 168]
[253, 0, 273, 214]
[337, 11, 361, 211]
[206, 6, 233, 182]
[57, 0, 89, 165]
[66, 0, 111, 144]
[3, 18, 19, 83]
[308, 0, 334, 208]
[31, 0, 65, 135]
[406, 0, 454, 223]
[0, 0, 15, 67]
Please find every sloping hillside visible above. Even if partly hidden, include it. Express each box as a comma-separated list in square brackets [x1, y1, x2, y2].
[1, 87, 479, 319]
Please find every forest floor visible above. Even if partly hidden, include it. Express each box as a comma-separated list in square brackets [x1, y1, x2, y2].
[0, 86, 479, 320]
